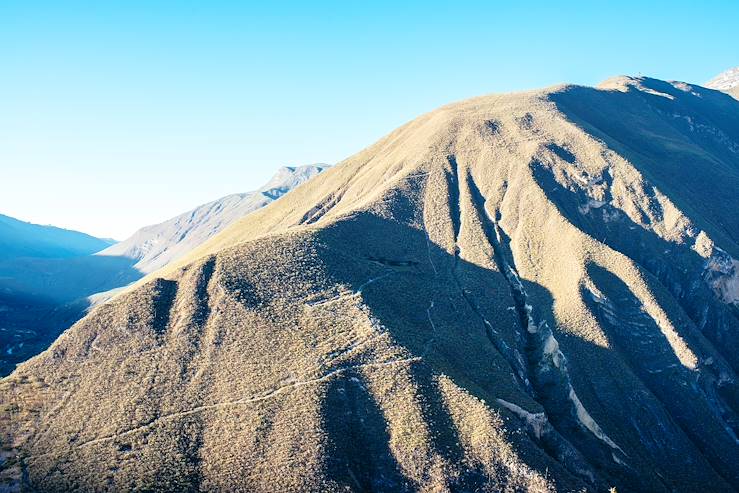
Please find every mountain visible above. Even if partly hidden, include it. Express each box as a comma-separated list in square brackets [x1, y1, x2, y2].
[0, 165, 326, 377]
[0, 214, 113, 261]
[707, 67, 739, 100]
[2, 77, 739, 492]
[707, 66, 739, 90]
[98, 165, 328, 274]
[0, 217, 123, 376]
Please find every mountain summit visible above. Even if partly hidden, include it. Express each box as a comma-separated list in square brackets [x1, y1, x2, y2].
[707, 66, 739, 90]
[707, 67, 739, 99]
[2, 77, 738, 492]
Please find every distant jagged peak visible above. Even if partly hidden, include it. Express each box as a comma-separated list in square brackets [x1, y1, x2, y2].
[706, 66, 739, 90]
[98, 163, 329, 273]
[260, 163, 330, 193]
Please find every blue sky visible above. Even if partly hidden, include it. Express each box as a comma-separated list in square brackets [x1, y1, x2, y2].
[1, 1, 737, 239]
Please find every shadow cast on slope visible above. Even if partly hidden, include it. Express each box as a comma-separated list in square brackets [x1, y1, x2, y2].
[0, 253, 143, 376]
[11, 185, 739, 491]
[321, 369, 411, 492]
[550, 80, 739, 250]
[530, 157, 739, 374]
[311, 209, 739, 492]
[527, 156, 739, 484]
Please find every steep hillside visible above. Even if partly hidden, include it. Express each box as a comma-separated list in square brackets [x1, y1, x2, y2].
[99, 165, 327, 274]
[0, 217, 123, 376]
[0, 166, 326, 377]
[0, 254, 141, 376]
[0, 214, 113, 261]
[2, 78, 738, 492]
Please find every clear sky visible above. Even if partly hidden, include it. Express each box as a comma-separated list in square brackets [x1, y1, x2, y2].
[1, 1, 737, 240]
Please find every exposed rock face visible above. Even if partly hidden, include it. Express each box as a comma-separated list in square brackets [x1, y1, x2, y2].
[2, 78, 739, 492]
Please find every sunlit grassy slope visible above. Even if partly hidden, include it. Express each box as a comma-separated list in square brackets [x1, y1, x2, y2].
[3, 77, 739, 492]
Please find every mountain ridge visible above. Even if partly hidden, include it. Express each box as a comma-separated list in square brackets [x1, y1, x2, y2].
[98, 164, 328, 274]
[0, 213, 114, 261]
[0, 165, 327, 377]
[2, 76, 739, 492]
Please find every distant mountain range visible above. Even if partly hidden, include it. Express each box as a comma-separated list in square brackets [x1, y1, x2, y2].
[100, 164, 327, 274]
[2, 72, 738, 491]
[0, 214, 113, 261]
[0, 164, 327, 375]
[0, 217, 120, 377]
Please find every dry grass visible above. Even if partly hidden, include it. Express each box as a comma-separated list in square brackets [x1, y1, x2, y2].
[2, 77, 739, 492]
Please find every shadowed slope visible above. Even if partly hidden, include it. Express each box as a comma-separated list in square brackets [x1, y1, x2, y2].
[0, 214, 113, 262]
[0, 215, 134, 376]
[2, 77, 739, 492]
[0, 254, 141, 376]
[0, 166, 327, 377]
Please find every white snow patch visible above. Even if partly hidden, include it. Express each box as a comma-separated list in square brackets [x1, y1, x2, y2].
[522, 304, 539, 334]
[585, 285, 608, 305]
[601, 208, 621, 223]
[716, 261, 739, 304]
[542, 333, 558, 355]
